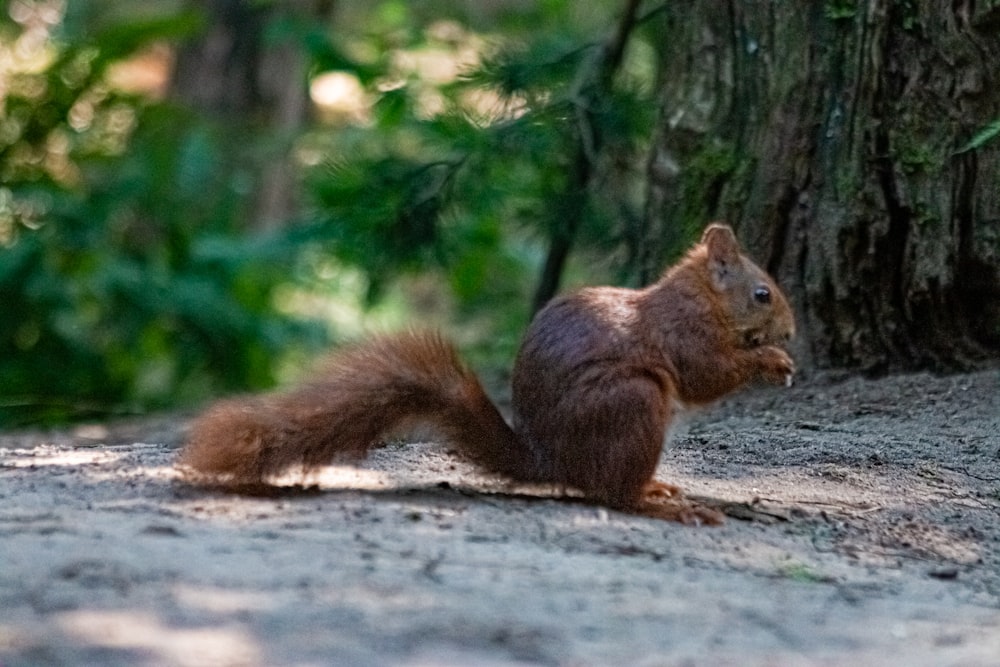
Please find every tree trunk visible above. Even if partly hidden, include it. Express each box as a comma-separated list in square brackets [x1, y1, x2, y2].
[170, 0, 334, 230]
[643, 0, 1000, 372]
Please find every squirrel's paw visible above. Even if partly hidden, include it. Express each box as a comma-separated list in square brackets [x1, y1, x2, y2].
[637, 498, 725, 526]
[642, 479, 684, 501]
[755, 345, 795, 386]
[637, 481, 725, 526]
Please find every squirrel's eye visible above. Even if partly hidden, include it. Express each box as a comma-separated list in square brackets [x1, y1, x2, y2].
[753, 286, 771, 304]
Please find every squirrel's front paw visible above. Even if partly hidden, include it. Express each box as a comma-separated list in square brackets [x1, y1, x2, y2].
[755, 346, 795, 386]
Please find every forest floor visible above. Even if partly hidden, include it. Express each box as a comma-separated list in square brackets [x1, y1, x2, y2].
[1, 367, 999, 666]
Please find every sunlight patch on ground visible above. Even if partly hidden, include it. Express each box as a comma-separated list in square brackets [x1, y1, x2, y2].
[0, 443, 182, 486]
[0, 445, 124, 468]
[272, 464, 395, 490]
[57, 609, 260, 666]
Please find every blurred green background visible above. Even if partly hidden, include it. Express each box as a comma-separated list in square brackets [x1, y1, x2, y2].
[1, 0, 663, 424]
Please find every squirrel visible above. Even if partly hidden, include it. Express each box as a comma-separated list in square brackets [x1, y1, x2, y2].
[178, 223, 795, 524]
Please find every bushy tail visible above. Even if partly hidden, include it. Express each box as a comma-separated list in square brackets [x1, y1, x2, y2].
[178, 331, 530, 487]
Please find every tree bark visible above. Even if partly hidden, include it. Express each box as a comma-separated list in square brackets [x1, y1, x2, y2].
[644, 0, 1000, 372]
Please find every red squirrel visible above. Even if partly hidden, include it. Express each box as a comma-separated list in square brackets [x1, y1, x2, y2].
[179, 223, 795, 524]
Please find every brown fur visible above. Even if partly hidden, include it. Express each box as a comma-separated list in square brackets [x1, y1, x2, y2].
[178, 223, 795, 524]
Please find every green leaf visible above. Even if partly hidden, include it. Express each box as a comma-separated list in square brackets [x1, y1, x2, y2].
[955, 119, 1000, 154]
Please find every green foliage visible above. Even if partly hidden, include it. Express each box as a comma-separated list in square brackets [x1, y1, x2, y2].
[1, 109, 319, 424]
[300, 4, 657, 353]
[1, 0, 661, 423]
[0, 3, 319, 425]
[470, 35, 586, 99]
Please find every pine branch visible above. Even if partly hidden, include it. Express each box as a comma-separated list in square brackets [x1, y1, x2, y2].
[602, 0, 644, 86]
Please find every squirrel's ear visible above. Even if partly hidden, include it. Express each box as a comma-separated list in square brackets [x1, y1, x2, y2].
[700, 223, 740, 250]
[701, 223, 742, 290]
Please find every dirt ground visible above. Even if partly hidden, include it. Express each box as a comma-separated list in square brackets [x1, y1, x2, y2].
[1, 367, 999, 666]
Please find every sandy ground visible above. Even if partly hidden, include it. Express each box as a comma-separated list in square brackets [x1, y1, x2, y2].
[1, 368, 999, 666]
